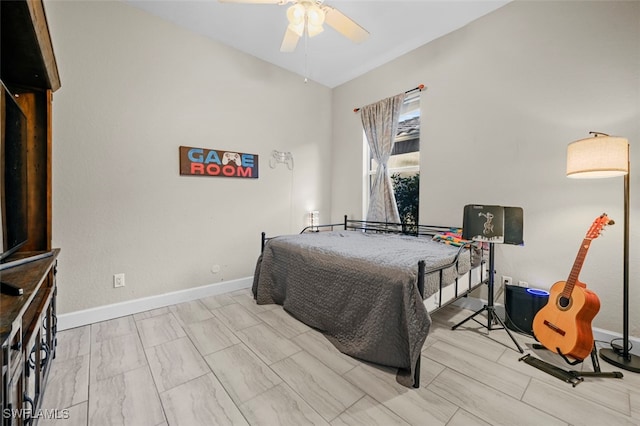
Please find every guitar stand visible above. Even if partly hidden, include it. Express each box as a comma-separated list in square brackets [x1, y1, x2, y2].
[451, 243, 524, 354]
[520, 344, 623, 387]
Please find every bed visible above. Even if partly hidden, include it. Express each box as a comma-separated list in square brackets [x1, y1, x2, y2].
[252, 217, 488, 388]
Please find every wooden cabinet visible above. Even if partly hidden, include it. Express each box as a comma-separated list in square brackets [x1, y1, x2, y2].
[2, 331, 24, 426]
[1, 250, 59, 425]
[1, 0, 61, 424]
[1, 0, 60, 254]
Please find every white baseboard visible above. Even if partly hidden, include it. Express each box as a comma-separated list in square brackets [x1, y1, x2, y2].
[451, 296, 640, 356]
[59, 284, 640, 359]
[57, 277, 253, 331]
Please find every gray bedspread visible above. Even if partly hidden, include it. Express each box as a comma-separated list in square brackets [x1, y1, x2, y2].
[252, 230, 472, 387]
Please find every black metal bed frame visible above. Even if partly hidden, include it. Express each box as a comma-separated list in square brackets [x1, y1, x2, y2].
[259, 215, 490, 388]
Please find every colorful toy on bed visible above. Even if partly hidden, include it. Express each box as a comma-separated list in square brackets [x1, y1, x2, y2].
[432, 228, 471, 247]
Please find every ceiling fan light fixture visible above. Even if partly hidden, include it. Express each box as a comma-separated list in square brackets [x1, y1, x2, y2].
[307, 4, 325, 26]
[306, 4, 325, 37]
[244, 0, 368, 53]
[287, 3, 306, 25]
[307, 24, 323, 37]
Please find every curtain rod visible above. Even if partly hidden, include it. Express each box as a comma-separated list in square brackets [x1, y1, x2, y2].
[353, 84, 425, 113]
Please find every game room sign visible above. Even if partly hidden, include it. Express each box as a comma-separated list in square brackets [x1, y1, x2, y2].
[179, 146, 258, 179]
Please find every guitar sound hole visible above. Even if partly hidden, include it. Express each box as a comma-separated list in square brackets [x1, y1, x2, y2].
[559, 296, 570, 308]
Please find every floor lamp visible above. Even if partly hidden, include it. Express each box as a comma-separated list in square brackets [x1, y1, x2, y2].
[566, 132, 640, 373]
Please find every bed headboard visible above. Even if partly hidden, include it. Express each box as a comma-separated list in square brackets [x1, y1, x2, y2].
[341, 218, 451, 237]
[263, 215, 460, 253]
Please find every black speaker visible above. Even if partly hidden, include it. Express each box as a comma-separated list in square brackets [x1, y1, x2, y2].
[504, 284, 549, 336]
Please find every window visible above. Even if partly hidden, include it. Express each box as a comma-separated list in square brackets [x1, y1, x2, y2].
[365, 94, 420, 225]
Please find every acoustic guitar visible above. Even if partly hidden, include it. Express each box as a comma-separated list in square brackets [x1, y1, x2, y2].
[532, 213, 613, 361]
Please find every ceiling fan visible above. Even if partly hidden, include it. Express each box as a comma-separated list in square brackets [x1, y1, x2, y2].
[219, 0, 370, 52]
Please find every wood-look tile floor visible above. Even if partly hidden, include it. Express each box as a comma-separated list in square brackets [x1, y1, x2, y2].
[39, 289, 640, 426]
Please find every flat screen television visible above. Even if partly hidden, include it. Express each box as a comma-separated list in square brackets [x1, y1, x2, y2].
[1, 81, 28, 262]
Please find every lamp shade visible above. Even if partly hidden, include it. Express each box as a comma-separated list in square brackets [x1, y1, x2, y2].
[566, 135, 629, 179]
[287, 3, 305, 25]
[306, 5, 325, 37]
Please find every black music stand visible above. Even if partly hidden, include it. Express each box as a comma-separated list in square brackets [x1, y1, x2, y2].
[451, 205, 525, 353]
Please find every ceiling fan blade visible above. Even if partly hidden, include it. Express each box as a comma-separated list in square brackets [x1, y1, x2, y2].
[280, 27, 300, 52]
[218, 0, 286, 4]
[323, 6, 369, 43]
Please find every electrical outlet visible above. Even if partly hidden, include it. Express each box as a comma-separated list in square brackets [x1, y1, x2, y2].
[113, 273, 125, 288]
[518, 280, 528, 287]
[502, 275, 512, 287]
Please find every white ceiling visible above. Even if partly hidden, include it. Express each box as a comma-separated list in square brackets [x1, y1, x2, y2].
[126, 0, 510, 88]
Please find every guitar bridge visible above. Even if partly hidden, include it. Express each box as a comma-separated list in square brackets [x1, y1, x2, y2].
[543, 320, 566, 336]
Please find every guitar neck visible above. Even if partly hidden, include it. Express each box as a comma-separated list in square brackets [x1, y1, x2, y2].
[562, 238, 592, 298]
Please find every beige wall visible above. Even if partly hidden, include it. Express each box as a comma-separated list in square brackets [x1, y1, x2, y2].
[331, 0, 640, 336]
[47, 0, 332, 314]
[47, 0, 640, 337]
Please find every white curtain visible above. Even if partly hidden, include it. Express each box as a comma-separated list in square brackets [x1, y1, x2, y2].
[361, 93, 406, 223]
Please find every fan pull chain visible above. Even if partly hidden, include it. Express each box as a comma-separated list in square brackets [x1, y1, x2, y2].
[304, 25, 309, 83]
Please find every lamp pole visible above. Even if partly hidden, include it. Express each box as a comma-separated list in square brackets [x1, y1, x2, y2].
[599, 144, 640, 372]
